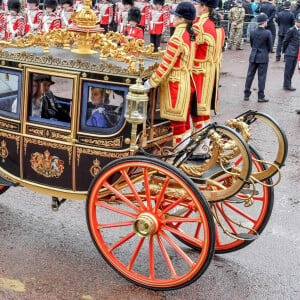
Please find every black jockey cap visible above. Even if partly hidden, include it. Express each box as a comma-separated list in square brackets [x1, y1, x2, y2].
[8, 0, 21, 13]
[256, 12, 268, 24]
[122, 0, 134, 6]
[296, 13, 300, 23]
[170, 1, 196, 21]
[153, 0, 165, 6]
[44, 0, 58, 10]
[194, 0, 219, 8]
[61, 0, 73, 6]
[27, 0, 39, 5]
[128, 7, 141, 23]
[283, 1, 291, 8]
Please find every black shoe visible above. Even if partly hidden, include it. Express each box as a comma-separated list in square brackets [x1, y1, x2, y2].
[236, 47, 244, 50]
[296, 110, 300, 114]
[283, 86, 296, 91]
[258, 98, 269, 102]
[189, 154, 211, 161]
[244, 96, 249, 101]
[227, 46, 232, 50]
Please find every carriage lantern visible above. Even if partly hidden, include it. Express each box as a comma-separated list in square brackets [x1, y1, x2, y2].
[125, 78, 149, 151]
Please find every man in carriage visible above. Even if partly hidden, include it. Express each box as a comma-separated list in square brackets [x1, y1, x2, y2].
[0, 0, 25, 40]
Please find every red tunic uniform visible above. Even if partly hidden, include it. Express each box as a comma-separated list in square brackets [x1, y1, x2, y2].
[134, 0, 149, 27]
[25, 7, 42, 33]
[192, 12, 225, 127]
[39, 12, 61, 33]
[148, 5, 169, 34]
[122, 25, 143, 39]
[97, 1, 113, 25]
[2, 13, 25, 40]
[60, 8, 73, 28]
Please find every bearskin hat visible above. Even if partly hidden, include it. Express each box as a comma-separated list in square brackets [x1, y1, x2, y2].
[122, 0, 134, 6]
[128, 7, 141, 23]
[44, 0, 57, 10]
[8, 0, 21, 13]
[27, 0, 39, 5]
[153, 0, 165, 6]
[60, 0, 73, 6]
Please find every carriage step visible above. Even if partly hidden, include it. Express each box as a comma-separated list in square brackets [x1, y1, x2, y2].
[0, 174, 18, 187]
[227, 196, 245, 203]
[240, 188, 259, 195]
[231, 232, 259, 241]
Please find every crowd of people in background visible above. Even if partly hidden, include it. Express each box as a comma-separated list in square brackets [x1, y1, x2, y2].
[0, 0, 299, 113]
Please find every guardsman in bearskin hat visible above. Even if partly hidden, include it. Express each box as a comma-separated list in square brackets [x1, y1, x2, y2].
[144, 2, 196, 151]
[60, 0, 73, 28]
[39, 0, 61, 33]
[0, 0, 25, 40]
[97, 0, 113, 33]
[148, 0, 169, 52]
[25, 0, 42, 34]
[134, 0, 149, 32]
[123, 6, 143, 39]
[118, 0, 133, 33]
[190, 0, 225, 160]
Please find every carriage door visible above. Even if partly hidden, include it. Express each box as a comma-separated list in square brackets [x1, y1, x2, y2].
[22, 68, 79, 191]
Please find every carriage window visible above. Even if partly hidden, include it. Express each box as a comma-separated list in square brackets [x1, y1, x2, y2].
[0, 70, 21, 119]
[28, 73, 73, 128]
[80, 82, 127, 133]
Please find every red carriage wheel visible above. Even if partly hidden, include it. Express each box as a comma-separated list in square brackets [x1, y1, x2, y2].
[171, 146, 274, 253]
[86, 156, 215, 290]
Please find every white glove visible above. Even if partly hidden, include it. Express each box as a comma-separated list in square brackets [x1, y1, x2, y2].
[144, 80, 153, 89]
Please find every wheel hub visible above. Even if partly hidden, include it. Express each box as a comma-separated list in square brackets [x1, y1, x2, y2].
[134, 212, 159, 237]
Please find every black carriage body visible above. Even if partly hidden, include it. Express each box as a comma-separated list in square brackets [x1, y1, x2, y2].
[0, 46, 172, 198]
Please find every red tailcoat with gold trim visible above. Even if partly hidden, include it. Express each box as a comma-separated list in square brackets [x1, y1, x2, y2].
[192, 13, 225, 116]
[149, 23, 195, 121]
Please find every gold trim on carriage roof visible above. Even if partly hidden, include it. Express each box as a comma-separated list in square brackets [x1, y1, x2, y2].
[0, 15, 164, 76]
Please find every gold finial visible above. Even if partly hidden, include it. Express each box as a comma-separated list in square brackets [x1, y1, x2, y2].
[71, 0, 97, 29]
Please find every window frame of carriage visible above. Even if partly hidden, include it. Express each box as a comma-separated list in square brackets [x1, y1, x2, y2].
[0, 67, 22, 120]
[79, 80, 128, 135]
[24, 67, 79, 130]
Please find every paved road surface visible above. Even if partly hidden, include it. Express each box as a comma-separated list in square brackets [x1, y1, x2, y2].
[0, 44, 299, 299]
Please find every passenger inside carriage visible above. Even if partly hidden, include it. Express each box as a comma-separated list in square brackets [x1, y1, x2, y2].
[30, 74, 71, 122]
[86, 87, 120, 128]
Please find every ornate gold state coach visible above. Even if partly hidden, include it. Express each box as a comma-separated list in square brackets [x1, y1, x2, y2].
[0, 1, 288, 291]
